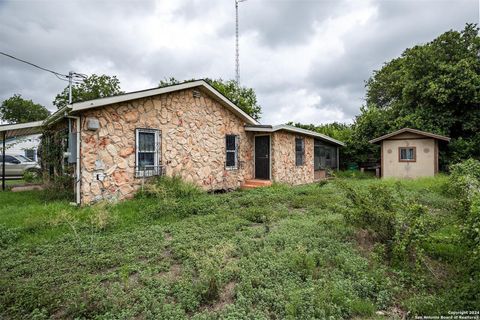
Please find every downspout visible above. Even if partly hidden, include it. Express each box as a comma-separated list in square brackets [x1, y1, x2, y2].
[66, 114, 81, 205]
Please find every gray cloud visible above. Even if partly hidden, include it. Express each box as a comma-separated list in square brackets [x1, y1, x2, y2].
[0, 0, 478, 125]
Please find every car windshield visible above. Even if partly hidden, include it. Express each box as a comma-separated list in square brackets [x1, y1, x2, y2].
[15, 155, 31, 162]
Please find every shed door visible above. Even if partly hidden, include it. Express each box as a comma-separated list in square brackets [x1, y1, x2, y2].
[255, 135, 270, 180]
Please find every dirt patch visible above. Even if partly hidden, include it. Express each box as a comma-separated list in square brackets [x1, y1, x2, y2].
[354, 229, 376, 257]
[422, 256, 449, 282]
[11, 185, 44, 192]
[202, 281, 237, 312]
[156, 263, 182, 281]
[164, 232, 173, 242]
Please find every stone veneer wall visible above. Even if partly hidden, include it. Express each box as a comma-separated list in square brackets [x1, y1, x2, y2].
[80, 88, 254, 204]
[270, 131, 314, 185]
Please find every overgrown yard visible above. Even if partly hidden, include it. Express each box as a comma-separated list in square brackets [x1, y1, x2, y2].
[0, 174, 478, 319]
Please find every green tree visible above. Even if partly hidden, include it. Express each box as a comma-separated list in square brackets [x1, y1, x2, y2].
[158, 78, 262, 120]
[53, 74, 123, 109]
[0, 94, 50, 123]
[357, 23, 480, 165]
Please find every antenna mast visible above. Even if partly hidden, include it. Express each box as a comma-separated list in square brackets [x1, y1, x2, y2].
[235, 0, 246, 85]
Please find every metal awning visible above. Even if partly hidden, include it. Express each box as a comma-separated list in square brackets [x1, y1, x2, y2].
[0, 121, 44, 140]
[1, 121, 44, 190]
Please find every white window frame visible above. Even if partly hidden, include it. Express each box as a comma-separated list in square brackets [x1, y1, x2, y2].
[135, 128, 161, 177]
[225, 134, 239, 170]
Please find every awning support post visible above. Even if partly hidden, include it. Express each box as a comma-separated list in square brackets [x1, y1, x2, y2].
[2, 131, 6, 191]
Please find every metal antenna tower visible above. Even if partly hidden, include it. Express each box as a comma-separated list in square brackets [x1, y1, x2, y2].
[235, 0, 246, 85]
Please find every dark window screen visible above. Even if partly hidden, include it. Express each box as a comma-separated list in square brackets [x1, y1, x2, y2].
[295, 138, 304, 166]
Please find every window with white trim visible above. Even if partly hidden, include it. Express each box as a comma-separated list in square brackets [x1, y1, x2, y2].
[225, 134, 239, 169]
[135, 129, 161, 177]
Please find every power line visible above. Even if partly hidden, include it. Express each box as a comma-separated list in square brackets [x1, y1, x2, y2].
[0, 51, 68, 78]
[0, 51, 86, 86]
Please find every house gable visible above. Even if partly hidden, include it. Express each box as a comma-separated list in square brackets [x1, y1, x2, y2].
[69, 80, 259, 126]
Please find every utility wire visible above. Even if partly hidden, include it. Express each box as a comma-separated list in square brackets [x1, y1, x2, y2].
[0, 51, 68, 77]
[0, 51, 86, 84]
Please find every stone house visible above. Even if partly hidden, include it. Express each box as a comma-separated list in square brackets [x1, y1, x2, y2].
[369, 128, 450, 178]
[44, 80, 344, 205]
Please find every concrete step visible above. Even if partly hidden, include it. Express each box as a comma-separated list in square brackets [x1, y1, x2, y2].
[241, 179, 272, 189]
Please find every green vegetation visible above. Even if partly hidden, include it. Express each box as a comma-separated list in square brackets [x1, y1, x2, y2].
[53, 74, 123, 109]
[159, 77, 262, 121]
[0, 174, 478, 318]
[0, 94, 50, 123]
[292, 24, 480, 167]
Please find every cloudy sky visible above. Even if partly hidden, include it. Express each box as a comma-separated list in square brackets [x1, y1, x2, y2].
[0, 0, 478, 125]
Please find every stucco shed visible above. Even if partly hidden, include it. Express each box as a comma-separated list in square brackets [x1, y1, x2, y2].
[369, 128, 450, 178]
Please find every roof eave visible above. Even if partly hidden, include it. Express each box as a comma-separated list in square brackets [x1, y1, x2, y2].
[244, 124, 345, 147]
[369, 128, 451, 144]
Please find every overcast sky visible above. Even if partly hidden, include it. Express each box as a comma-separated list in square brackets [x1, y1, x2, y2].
[0, 0, 478, 125]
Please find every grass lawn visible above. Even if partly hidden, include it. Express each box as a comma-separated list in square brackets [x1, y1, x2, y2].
[0, 176, 474, 319]
[1, 179, 25, 186]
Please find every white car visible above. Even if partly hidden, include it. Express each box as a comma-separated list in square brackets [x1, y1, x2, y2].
[0, 154, 41, 178]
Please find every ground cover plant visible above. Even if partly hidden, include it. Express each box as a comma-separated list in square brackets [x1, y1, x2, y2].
[0, 173, 477, 319]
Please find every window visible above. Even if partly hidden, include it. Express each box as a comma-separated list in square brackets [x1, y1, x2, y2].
[314, 140, 338, 170]
[226, 135, 239, 169]
[295, 137, 305, 166]
[399, 147, 416, 162]
[135, 129, 161, 177]
[0, 155, 18, 163]
[25, 149, 35, 161]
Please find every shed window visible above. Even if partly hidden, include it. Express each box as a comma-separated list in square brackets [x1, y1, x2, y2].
[399, 147, 416, 162]
[226, 135, 239, 169]
[135, 129, 161, 177]
[295, 137, 305, 166]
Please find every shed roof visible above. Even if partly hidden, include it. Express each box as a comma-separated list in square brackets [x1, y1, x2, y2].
[369, 128, 451, 144]
[245, 124, 345, 146]
[0, 121, 44, 140]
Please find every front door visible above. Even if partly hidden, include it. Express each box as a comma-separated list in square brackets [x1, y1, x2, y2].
[255, 135, 270, 180]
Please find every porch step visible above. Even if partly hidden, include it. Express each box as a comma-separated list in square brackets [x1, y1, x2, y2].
[241, 179, 272, 189]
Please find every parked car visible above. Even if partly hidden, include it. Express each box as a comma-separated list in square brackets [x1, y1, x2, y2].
[0, 154, 41, 178]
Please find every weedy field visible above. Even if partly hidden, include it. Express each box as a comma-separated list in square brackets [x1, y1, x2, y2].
[0, 171, 478, 319]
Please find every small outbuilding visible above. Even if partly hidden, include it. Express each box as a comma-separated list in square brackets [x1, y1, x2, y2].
[369, 128, 450, 178]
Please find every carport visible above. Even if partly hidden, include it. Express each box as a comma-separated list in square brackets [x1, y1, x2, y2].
[0, 121, 44, 191]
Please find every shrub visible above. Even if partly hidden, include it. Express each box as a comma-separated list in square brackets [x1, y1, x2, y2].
[23, 169, 42, 184]
[138, 175, 203, 199]
[201, 276, 220, 304]
[337, 180, 431, 265]
[338, 181, 398, 246]
[393, 204, 431, 265]
[42, 175, 74, 201]
[448, 159, 480, 202]
[89, 203, 117, 231]
[334, 170, 375, 180]
[444, 159, 480, 309]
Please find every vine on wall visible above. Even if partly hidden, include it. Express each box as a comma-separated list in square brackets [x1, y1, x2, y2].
[40, 127, 75, 200]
